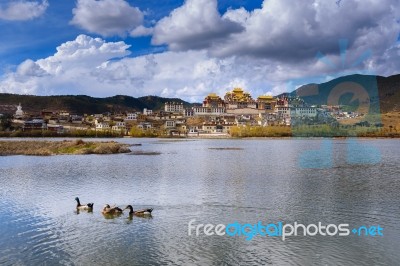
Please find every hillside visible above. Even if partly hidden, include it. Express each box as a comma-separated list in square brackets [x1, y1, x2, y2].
[1, 73, 399, 120]
[0, 94, 191, 115]
[290, 73, 400, 131]
[289, 74, 400, 113]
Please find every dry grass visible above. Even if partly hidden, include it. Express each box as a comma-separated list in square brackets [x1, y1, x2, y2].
[0, 139, 131, 156]
[381, 112, 400, 133]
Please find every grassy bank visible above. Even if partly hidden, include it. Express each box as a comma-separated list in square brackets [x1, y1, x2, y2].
[1, 125, 399, 139]
[0, 129, 124, 138]
[229, 125, 292, 137]
[229, 125, 400, 138]
[0, 139, 131, 156]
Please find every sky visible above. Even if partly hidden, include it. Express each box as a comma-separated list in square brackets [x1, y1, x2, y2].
[0, 0, 399, 102]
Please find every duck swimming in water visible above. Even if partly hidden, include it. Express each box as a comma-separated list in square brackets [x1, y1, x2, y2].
[75, 197, 94, 210]
[124, 205, 153, 216]
[102, 204, 123, 215]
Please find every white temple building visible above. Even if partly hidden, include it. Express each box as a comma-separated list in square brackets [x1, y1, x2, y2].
[15, 103, 24, 118]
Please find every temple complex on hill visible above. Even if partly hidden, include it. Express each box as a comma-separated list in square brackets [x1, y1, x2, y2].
[189, 88, 281, 116]
[8, 87, 330, 135]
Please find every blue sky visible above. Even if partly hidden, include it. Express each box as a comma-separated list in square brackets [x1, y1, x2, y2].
[0, 0, 399, 101]
[0, 0, 263, 66]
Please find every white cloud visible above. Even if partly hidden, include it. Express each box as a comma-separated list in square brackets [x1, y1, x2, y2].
[2, 0, 400, 102]
[152, 0, 243, 50]
[37, 34, 131, 73]
[0, 0, 48, 21]
[130, 25, 154, 37]
[1, 33, 399, 101]
[0, 35, 288, 100]
[0, 35, 132, 95]
[373, 42, 400, 76]
[17, 59, 47, 77]
[153, 0, 400, 64]
[70, 0, 144, 37]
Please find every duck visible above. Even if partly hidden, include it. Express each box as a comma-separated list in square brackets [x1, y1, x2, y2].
[75, 197, 94, 210]
[124, 205, 153, 216]
[102, 204, 123, 215]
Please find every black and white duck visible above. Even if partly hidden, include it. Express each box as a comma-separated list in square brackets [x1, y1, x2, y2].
[75, 197, 94, 210]
[124, 205, 153, 216]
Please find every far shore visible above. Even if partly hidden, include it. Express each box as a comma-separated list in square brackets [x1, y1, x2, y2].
[0, 135, 399, 141]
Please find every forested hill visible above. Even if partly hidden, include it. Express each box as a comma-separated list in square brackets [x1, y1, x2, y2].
[0, 94, 192, 114]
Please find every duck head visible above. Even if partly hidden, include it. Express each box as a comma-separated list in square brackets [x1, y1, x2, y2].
[75, 197, 81, 207]
[124, 205, 133, 211]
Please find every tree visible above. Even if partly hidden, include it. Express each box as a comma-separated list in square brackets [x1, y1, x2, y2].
[0, 114, 12, 131]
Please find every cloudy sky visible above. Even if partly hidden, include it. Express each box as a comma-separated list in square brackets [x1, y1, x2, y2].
[0, 0, 399, 102]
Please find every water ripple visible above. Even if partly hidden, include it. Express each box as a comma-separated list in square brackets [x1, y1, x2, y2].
[0, 139, 399, 265]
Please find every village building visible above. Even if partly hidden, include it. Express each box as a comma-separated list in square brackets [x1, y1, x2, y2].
[225, 88, 257, 109]
[165, 120, 176, 128]
[112, 121, 126, 132]
[58, 115, 69, 123]
[258, 113, 276, 126]
[290, 107, 317, 118]
[47, 124, 64, 134]
[165, 102, 184, 113]
[203, 93, 225, 108]
[59, 111, 70, 117]
[95, 119, 110, 130]
[23, 119, 46, 131]
[48, 117, 59, 124]
[257, 95, 277, 112]
[143, 108, 153, 115]
[41, 109, 56, 118]
[125, 113, 138, 121]
[137, 122, 152, 130]
[224, 88, 259, 115]
[184, 108, 194, 117]
[71, 115, 83, 124]
[190, 93, 226, 116]
[192, 106, 226, 116]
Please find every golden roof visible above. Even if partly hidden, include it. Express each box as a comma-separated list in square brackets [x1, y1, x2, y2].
[258, 95, 274, 99]
[207, 93, 219, 98]
[232, 88, 244, 93]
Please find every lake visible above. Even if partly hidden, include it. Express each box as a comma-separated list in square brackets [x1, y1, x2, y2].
[0, 138, 399, 265]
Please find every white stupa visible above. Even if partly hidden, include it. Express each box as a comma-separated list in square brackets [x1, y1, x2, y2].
[15, 103, 24, 118]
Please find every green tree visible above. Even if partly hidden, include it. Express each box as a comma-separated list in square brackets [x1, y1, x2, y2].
[0, 114, 12, 131]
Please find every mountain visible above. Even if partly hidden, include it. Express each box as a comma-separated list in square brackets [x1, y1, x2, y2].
[0, 94, 192, 115]
[376, 74, 400, 113]
[283, 74, 400, 114]
[1, 73, 399, 116]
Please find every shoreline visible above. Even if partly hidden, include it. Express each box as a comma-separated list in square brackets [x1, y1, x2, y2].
[0, 139, 131, 156]
[0, 135, 398, 140]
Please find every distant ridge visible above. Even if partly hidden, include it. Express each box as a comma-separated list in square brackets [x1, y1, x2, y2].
[0, 94, 192, 115]
[0, 73, 399, 115]
[278, 73, 400, 113]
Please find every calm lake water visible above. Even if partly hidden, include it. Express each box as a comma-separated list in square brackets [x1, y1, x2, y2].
[0, 138, 399, 265]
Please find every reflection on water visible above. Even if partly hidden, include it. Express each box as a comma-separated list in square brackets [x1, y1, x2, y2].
[0, 138, 399, 265]
[102, 213, 123, 220]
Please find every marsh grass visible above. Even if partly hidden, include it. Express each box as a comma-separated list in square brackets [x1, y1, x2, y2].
[0, 139, 131, 156]
[229, 125, 400, 138]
